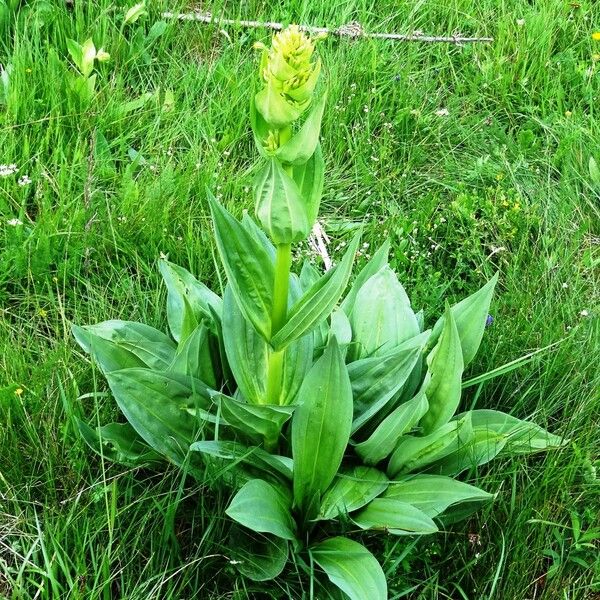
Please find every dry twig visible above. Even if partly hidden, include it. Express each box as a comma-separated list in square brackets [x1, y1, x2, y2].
[161, 11, 494, 44]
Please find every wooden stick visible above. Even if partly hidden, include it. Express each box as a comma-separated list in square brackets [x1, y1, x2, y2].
[161, 11, 494, 44]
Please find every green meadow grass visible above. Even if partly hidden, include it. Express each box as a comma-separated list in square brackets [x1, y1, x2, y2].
[1, 0, 599, 598]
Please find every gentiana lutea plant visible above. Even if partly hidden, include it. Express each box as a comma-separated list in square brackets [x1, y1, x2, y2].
[72, 26, 564, 599]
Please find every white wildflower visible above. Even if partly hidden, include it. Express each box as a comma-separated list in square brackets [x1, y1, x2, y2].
[516, 19, 525, 27]
[18, 175, 31, 186]
[0, 163, 18, 177]
[435, 108, 450, 117]
[7, 218, 23, 226]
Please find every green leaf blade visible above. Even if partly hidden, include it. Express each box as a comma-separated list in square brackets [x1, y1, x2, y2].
[106, 368, 209, 467]
[310, 537, 387, 600]
[353, 498, 438, 535]
[72, 321, 176, 373]
[349, 331, 430, 433]
[208, 191, 275, 341]
[275, 90, 328, 165]
[431, 272, 499, 366]
[384, 474, 493, 518]
[318, 466, 388, 521]
[420, 305, 464, 434]
[254, 158, 310, 244]
[226, 479, 297, 540]
[292, 338, 353, 517]
[354, 390, 429, 465]
[158, 259, 222, 342]
[271, 233, 361, 351]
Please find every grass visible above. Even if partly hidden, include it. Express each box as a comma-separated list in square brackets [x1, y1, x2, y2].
[1, 0, 599, 598]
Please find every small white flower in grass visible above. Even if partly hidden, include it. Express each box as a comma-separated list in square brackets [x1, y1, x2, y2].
[580, 309, 589, 317]
[7, 218, 23, 226]
[516, 19, 525, 27]
[18, 175, 31, 186]
[435, 108, 450, 117]
[0, 164, 18, 177]
[562, 282, 569, 289]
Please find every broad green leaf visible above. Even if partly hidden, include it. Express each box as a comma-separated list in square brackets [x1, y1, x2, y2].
[318, 466, 388, 520]
[72, 321, 176, 373]
[389, 352, 423, 412]
[208, 191, 275, 341]
[437, 499, 493, 525]
[106, 368, 209, 467]
[354, 390, 429, 465]
[416, 309, 425, 332]
[249, 96, 270, 158]
[168, 323, 217, 388]
[384, 474, 493, 517]
[216, 393, 294, 446]
[223, 284, 268, 403]
[76, 419, 163, 467]
[123, 1, 147, 25]
[348, 265, 420, 360]
[254, 158, 310, 244]
[229, 526, 288, 582]
[341, 239, 390, 315]
[292, 338, 353, 516]
[241, 211, 276, 259]
[80, 38, 96, 77]
[353, 498, 438, 535]
[388, 414, 473, 477]
[420, 305, 464, 434]
[222, 284, 312, 406]
[146, 20, 167, 44]
[458, 409, 565, 454]
[271, 233, 361, 350]
[276, 90, 328, 165]
[158, 259, 223, 342]
[190, 440, 293, 480]
[66, 38, 83, 72]
[299, 259, 320, 290]
[255, 76, 304, 128]
[329, 309, 352, 346]
[349, 331, 430, 433]
[310, 537, 387, 600]
[430, 272, 499, 366]
[426, 427, 507, 476]
[207, 303, 231, 390]
[298, 261, 329, 354]
[226, 479, 296, 540]
[292, 143, 324, 225]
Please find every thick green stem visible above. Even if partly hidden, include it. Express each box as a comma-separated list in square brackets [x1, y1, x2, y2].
[265, 243, 292, 405]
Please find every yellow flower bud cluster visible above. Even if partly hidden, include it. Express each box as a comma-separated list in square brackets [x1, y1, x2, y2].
[254, 26, 324, 129]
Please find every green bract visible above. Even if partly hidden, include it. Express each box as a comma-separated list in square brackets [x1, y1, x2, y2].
[72, 26, 565, 600]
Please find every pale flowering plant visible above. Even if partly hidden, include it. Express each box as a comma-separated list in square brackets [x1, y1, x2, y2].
[72, 26, 564, 598]
[65, 37, 110, 105]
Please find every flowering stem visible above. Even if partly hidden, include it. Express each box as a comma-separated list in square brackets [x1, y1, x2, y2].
[265, 242, 292, 405]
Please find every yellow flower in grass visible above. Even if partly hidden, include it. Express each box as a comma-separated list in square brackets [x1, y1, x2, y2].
[592, 32, 600, 41]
